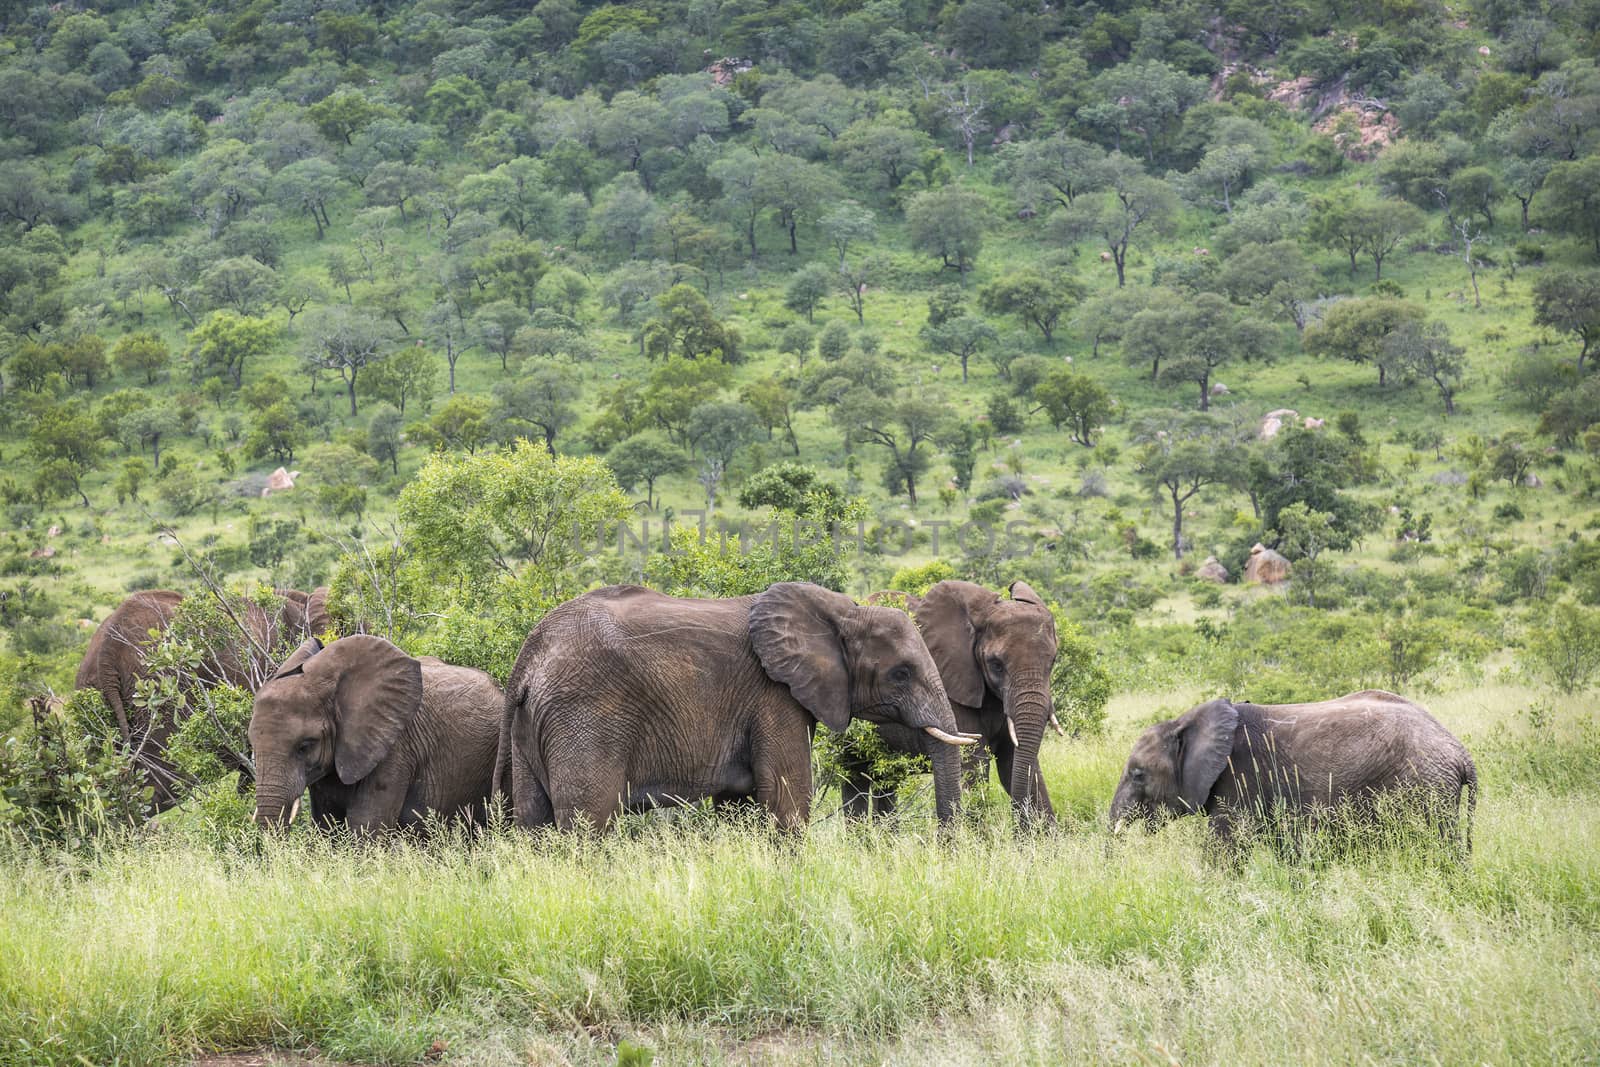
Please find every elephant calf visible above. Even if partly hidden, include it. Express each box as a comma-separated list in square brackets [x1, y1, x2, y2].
[1110, 690, 1478, 853]
[249, 636, 503, 833]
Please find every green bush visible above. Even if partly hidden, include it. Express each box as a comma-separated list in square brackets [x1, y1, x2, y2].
[1524, 601, 1600, 694]
[0, 689, 149, 846]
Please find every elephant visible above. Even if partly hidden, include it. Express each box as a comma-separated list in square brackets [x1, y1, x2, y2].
[74, 587, 324, 810]
[500, 582, 976, 832]
[249, 635, 504, 833]
[841, 581, 1062, 828]
[1109, 690, 1478, 853]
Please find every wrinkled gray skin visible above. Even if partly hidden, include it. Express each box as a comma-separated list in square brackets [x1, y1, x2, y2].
[500, 582, 973, 832]
[843, 581, 1060, 828]
[75, 588, 319, 811]
[1110, 690, 1478, 852]
[250, 636, 503, 833]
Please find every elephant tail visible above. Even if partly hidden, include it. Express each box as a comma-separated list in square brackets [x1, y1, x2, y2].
[494, 681, 518, 804]
[1459, 756, 1478, 857]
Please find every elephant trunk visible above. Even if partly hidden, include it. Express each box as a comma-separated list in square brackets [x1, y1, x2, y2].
[252, 767, 306, 829]
[1004, 671, 1055, 829]
[914, 691, 968, 825]
[930, 735, 962, 825]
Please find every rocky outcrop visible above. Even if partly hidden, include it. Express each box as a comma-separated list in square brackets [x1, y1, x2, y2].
[1244, 544, 1292, 585]
[1196, 557, 1230, 583]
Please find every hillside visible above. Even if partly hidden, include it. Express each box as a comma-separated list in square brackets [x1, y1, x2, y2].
[4, 0, 1600, 710]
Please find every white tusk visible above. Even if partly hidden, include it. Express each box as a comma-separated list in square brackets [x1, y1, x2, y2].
[287, 796, 302, 825]
[1111, 818, 1128, 836]
[960, 731, 984, 741]
[924, 726, 977, 746]
[1050, 714, 1066, 737]
[1007, 717, 1019, 746]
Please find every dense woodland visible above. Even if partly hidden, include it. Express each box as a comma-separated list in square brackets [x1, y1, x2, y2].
[1, 0, 1600, 725]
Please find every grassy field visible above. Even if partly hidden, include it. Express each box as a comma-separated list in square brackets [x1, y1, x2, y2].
[0, 683, 1595, 1066]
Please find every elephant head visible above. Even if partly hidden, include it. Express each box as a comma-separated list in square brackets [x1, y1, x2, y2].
[749, 582, 974, 821]
[914, 580, 1060, 826]
[1109, 698, 1239, 829]
[247, 635, 423, 828]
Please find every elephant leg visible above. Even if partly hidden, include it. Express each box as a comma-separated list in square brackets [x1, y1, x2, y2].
[754, 764, 810, 832]
[345, 769, 411, 835]
[992, 737, 1014, 797]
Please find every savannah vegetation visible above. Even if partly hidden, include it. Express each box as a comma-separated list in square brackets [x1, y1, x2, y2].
[2, 0, 1600, 1059]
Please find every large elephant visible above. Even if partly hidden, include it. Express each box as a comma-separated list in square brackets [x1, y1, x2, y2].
[1109, 690, 1478, 852]
[841, 581, 1061, 828]
[500, 582, 975, 832]
[249, 635, 503, 833]
[74, 587, 323, 810]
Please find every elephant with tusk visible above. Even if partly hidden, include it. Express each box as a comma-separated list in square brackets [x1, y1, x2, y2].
[1109, 689, 1478, 855]
[249, 636, 503, 834]
[499, 582, 973, 833]
[842, 580, 1063, 829]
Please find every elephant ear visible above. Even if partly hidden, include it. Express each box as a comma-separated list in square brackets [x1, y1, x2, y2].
[270, 637, 324, 680]
[749, 582, 855, 732]
[1170, 699, 1239, 813]
[304, 635, 423, 785]
[306, 586, 333, 638]
[913, 581, 996, 708]
[1009, 580, 1043, 606]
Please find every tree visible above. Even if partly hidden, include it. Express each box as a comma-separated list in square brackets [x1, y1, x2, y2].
[1526, 601, 1600, 694]
[979, 271, 1084, 343]
[197, 256, 277, 315]
[1539, 156, 1600, 256]
[1533, 271, 1600, 372]
[837, 119, 935, 192]
[941, 79, 989, 167]
[642, 285, 739, 362]
[755, 155, 836, 255]
[1132, 413, 1240, 559]
[362, 343, 439, 415]
[1033, 368, 1112, 446]
[1490, 432, 1538, 489]
[855, 393, 947, 504]
[493, 365, 580, 454]
[687, 400, 758, 473]
[1060, 154, 1178, 287]
[1249, 426, 1371, 547]
[1181, 143, 1259, 216]
[1272, 502, 1338, 609]
[606, 432, 688, 510]
[1309, 193, 1425, 280]
[906, 185, 986, 278]
[307, 87, 389, 146]
[1384, 321, 1467, 414]
[1088, 60, 1206, 164]
[245, 401, 304, 463]
[271, 158, 340, 239]
[27, 401, 104, 507]
[819, 201, 877, 267]
[425, 395, 494, 455]
[1155, 293, 1277, 410]
[709, 148, 764, 256]
[118, 403, 180, 468]
[741, 378, 801, 456]
[397, 440, 631, 598]
[1304, 298, 1426, 387]
[366, 162, 434, 221]
[837, 258, 878, 325]
[303, 443, 379, 522]
[425, 302, 471, 394]
[300, 307, 396, 417]
[1220, 240, 1316, 332]
[472, 301, 532, 373]
[186, 310, 278, 388]
[921, 314, 997, 384]
[1000, 132, 1105, 211]
[784, 263, 832, 323]
[367, 403, 404, 476]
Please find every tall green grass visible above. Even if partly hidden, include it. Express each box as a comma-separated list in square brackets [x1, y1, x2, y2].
[0, 685, 1595, 1066]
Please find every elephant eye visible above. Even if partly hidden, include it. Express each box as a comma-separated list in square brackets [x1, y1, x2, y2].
[1130, 767, 1147, 783]
[889, 664, 912, 685]
[986, 656, 1005, 674]
[298, 738, 318, 756]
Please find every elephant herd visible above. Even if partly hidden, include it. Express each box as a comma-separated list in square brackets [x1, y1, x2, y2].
[77, 579, 1480, 852]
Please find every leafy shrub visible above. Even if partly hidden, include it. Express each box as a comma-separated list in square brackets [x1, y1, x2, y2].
[0, 690, 149, 845]
[1524, 601, 1600, 694]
